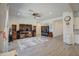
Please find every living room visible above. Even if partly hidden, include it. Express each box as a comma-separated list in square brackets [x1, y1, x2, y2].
[1, 3, 79, 56]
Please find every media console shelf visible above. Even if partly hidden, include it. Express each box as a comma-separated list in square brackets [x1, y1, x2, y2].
[19, 24, 32, 38]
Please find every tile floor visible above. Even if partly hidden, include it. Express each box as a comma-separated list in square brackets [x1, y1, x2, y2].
[8, 36, 79, 56]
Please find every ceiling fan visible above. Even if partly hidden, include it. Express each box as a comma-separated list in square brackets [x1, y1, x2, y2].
[28, 9, 41, 19]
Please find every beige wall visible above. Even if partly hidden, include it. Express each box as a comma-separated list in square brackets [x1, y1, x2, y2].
[74, 17, 79, 29]
[0, 4, 7, 31]
[53, 20, 63, 37]
[0, 4, 8, 52]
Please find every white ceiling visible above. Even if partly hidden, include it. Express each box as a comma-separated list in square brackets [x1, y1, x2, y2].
[8, 3, 79, 20]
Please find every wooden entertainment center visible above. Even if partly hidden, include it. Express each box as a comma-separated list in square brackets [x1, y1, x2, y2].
[11, 24, 36, 41]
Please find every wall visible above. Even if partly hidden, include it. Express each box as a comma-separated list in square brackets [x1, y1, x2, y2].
[0, 4, 7, 31]
[0, 4, 8, 53]
[72, 11, 79, 29]
[9, 16, 37, 30]
[41, 17, 63, 37]
[74, 17, 79, 29]
[53, 20, 63, 37]
[74, 17, 79, 44]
